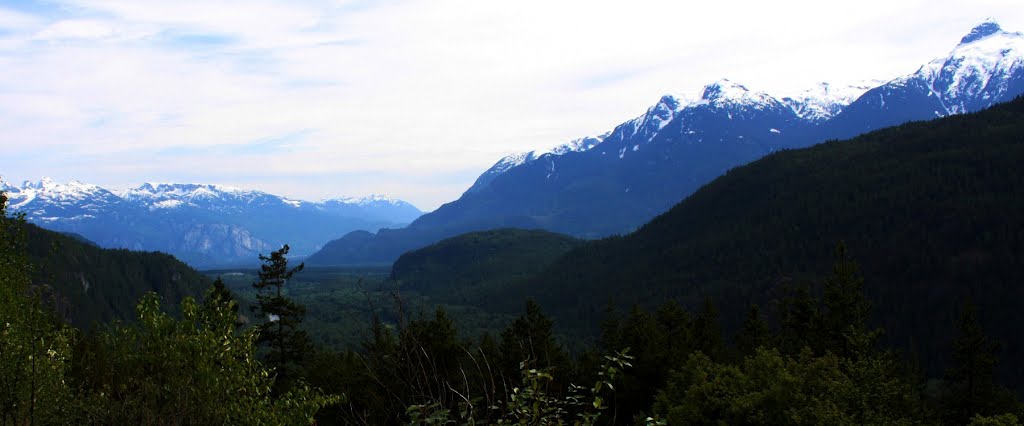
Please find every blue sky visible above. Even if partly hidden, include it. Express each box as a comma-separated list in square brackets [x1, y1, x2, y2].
[1, 0, 1023, 210]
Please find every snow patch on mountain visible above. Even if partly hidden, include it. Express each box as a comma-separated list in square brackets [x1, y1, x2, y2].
[151, 199, 184, 210]
[547, 132, 611, 156]
[324, 194, 409, 207]
[467, 130, 614, 194]
[782, 81, 883, 121]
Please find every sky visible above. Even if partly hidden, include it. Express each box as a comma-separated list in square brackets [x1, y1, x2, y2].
[1, 0, 1022, 211]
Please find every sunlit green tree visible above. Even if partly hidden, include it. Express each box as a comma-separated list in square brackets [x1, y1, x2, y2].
[0, 190, 76, 424]
[77, 289, 337, 424]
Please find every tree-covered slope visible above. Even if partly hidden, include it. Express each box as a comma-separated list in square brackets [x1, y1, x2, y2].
[495, 96, 1024, 382]
[22, 221, 210, 327]
[391, 229, 583, 304]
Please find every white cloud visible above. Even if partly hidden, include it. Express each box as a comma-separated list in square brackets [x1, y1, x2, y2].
[0, 7, 40, 30]
[1, 0, 1023, 209]
[35, 19, 117, 40]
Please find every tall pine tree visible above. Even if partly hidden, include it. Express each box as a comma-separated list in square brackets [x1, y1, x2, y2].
[251, 244, 310, 393]
[498, 300, 569, 378]
[942, 301, 1019, 423]
[205, 277, 242, 328]
[735, 304, 770, 357]
[821, 242, 873, 358]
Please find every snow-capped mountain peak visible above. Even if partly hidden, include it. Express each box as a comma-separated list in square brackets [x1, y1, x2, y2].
[2, 178, 121, 214]
[18, 177, 100, 194]
[698, 79, 782, 111]
[11, 178, 106, 200]
[901, 20, 1024, 115]
[782, 81, 883, 121]
[700, 79, 749, 101]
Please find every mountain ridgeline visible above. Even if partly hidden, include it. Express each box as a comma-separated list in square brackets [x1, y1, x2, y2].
[308, 21, 1024, 266]
[3, 181, 422, 268]
[396, 95, 1024, 387]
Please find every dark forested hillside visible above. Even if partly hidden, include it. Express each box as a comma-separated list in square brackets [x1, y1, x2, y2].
[23, 221, 209, 327]
[392, 229, 583, 304]
[475, 96, 1024, 385]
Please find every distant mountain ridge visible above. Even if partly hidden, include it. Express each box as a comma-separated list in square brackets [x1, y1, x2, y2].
[2, 178, 422, 268]
[307, 21, 1024, 266]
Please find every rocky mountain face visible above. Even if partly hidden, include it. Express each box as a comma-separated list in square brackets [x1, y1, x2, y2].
[307, 21, 1024, 266]
[2, 179, 422, 268]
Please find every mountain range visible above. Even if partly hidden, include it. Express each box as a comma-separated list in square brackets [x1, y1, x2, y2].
[6, 21, 1022, 269]
[394, 93, 1024, 387]
[306, 20, 1024, 265]
[1, 179, 422, 268]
